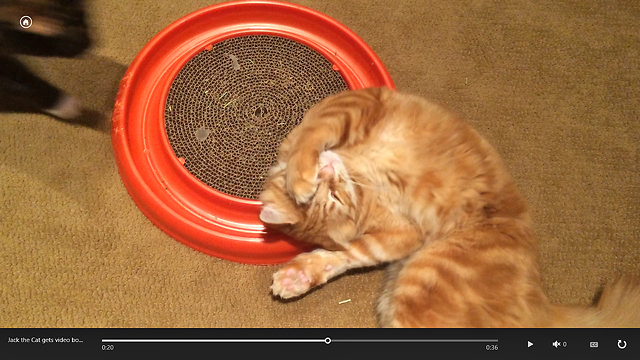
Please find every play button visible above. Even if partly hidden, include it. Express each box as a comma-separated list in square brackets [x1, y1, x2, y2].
[528, 341, 533, 348]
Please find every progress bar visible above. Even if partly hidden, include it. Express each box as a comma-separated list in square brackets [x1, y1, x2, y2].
[102, 338, 498, 344]
[333, 339, 498, 343]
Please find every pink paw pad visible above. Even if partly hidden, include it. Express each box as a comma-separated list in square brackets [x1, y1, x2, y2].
[298, 271, 310, 284]
[272, 265, 314, 299]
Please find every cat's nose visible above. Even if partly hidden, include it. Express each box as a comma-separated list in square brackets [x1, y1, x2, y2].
[318, 163, 335, 179]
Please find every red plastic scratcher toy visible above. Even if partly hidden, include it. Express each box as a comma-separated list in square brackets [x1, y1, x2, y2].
[111, 0, 394, 264]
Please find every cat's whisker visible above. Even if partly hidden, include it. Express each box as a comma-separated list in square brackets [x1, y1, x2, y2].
[345, 179, 382, 191]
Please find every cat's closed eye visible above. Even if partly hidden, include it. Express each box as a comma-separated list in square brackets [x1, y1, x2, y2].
[329, 190, 343, 205]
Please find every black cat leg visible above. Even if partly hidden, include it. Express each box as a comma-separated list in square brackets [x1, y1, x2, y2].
[0, 55, 81, 119]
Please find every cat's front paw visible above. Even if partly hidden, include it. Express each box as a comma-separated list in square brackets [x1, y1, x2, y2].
[287, 177, 318, 205]
[285, 151, 320, 204]
[271, 265, 313, 299]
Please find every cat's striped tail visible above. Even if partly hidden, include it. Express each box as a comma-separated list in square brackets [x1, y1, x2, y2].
[549, 276, 640, 328]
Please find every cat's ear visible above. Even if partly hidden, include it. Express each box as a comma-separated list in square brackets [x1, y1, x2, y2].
[259, 204, 298, 225]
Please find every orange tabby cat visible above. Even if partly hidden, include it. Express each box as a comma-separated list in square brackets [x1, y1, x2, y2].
[259, 87, 640, 327]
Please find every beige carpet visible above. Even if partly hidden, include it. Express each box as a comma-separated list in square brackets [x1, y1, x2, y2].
[1, 0, 638, 327]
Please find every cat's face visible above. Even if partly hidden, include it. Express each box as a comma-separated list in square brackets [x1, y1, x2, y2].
[259, 151, 359, 250]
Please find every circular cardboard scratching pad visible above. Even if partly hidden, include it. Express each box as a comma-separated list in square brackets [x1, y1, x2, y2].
[165, 35, 349, 200]
[111, 0, 394, 264]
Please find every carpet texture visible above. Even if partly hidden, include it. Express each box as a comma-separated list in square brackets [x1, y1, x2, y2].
[1, 0, 638, 327]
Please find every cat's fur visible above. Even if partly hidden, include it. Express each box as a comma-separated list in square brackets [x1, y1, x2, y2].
[259, 87, 640, 327]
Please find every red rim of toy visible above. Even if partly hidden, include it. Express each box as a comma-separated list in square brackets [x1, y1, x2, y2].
[111, 0, 395, 264]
